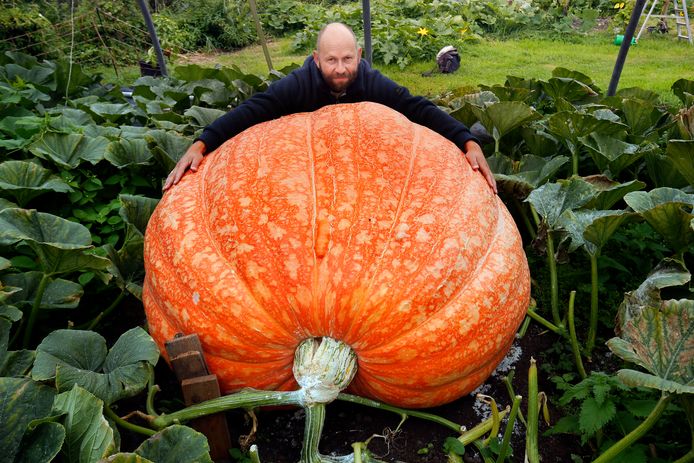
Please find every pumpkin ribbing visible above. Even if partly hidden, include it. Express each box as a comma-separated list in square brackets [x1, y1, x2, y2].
[143, 102, 530, 408]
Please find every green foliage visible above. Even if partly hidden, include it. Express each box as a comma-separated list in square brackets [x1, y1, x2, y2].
[0, 5, 56, 57]
[0, 46, 692, 461]
[550, 372, 633, 444]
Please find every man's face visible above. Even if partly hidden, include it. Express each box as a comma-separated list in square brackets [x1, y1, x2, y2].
[313, 28, 362, 93]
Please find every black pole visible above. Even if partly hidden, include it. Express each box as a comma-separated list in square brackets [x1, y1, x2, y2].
[607, 0, 646, 96]
[362, 0, 372, 65]
[136, 0, 168, 77]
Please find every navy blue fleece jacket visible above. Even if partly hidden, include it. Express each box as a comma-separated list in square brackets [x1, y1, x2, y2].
[197, 56, 478, 153]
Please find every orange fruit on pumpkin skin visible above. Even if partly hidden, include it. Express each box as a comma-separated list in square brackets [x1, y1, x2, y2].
[143, 102, 530, 408]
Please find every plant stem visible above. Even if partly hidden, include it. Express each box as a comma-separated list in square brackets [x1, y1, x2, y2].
[546, 231, 561, 326]
[517, 316, 531, 338]
[80, 290, 126, 331]
[448, 407, 512, 462]
[337, 393, 462, 432]
[587, 251, 599, 355]
[249, 444, 261, 463]
[151, 390, 304, 428]
[104, 405, 156, 437]
[526, 308, 564, 335]
[301, 403, 326, 463]
[513, 198, 537, 240]
[480, 395, 501, 447]
[593, 394, 673, 463]
[22, 273, 50, 348]
[145, 363, 159, 417]
[502, 371, 526, 426]
[571, 145, 579, 176]
[526, 357, 539, 463]
[496, 395, 522, 463]
[567, 291, 587, 379]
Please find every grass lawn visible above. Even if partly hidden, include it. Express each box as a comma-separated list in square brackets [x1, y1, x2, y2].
[98, 32, 693, 104]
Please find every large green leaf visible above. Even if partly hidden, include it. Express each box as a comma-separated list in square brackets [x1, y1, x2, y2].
[671, 78, 694, 106]
[644, 151, 689, 189]
[145, 130, 193, 173]
[624, 188, 694, 253]
[582, 177, 646, 210]
[0, 160, 72, 206]
[1, 350, 35, 377]
[104, 226, 144, 300]
[665, 140, 694, 188]
[33, 330, 107, 379]
[607, 260, 693, 393]
[615, 87, 660, 104]
[0, 197, 15, 211]
[477, 83, 536, 103]
[32, 328, 159, 404]
[184, 106, 226, 129]
[15, 421, 65, 463]
[526, 177, 597, 229]
[134, 425, 212, 463]
[448, 91, 500, 127]
[547, 111, 624, 146]
[542, 77, 599, 103]
[51, 385, 116, 463]
[104, 139, 152, 168]
[580, 133, 650, 177]
[0, 378, 56, 462]
[119, 194, 159, 237]
[46, 108, 95, 131]
[52, 59, 99, 98]
[0, 208, 91, 248]
[0, 115, 46, 150]
[470, 101, 541, 147]
[552, 67, 597, 88]
[2, 272, 83, 309]
[559, 209, 635, 254]
[621, 98, 665, 136]
[185, 79, 236, 107]
[488, 154, 568, 199]
[87, 103, 142, 124]
[29, 133, 109, 168]
[0, 209, 111, 276]
[520, 126, 560, 157]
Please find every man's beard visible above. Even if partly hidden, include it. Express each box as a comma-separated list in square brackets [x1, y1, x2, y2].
[325, 72, 354, 93]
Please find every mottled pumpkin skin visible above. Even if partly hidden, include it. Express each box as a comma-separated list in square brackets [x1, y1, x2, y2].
[143, 102, 530, 408]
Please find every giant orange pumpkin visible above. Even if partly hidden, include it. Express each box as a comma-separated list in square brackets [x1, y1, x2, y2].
[143, 102, 530, 408]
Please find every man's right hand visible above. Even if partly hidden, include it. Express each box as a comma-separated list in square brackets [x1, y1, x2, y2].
[163, 140, 206, 191]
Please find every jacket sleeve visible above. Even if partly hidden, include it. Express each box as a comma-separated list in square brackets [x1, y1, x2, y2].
[195, 73, 301, 153]
[366, 71, 480, 152]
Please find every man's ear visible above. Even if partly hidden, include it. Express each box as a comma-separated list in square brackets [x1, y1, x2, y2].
[312, 50, 320, 68]
[357, 47, 363, 60]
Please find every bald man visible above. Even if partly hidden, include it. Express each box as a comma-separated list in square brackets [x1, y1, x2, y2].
[164, 22, 496, 192]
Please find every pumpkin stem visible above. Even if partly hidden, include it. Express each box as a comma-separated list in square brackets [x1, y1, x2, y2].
[293, 337, 357, 406]
[295, 337, 387, 462]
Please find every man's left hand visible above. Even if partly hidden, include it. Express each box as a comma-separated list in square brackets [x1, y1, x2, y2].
[463, 140, 497, 194]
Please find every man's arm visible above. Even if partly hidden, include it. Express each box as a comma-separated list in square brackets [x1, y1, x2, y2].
[364, 70, 497, 193]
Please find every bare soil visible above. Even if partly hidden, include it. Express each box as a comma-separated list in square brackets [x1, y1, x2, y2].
[222, 324, 586, 462]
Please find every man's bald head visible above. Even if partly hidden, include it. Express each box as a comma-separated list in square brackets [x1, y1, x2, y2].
[316, 23, 359, 53]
